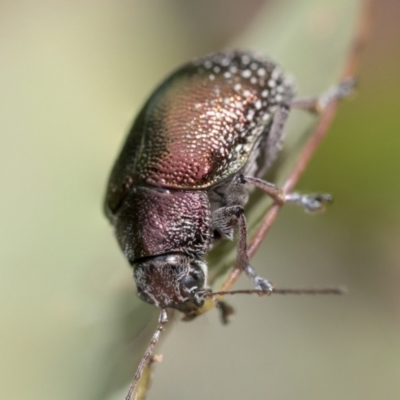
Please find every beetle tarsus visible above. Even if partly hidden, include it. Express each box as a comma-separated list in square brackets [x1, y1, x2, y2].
[290, 77, 356, 114]
[253, 275, 274, 295]
[285, 192, 333, 213]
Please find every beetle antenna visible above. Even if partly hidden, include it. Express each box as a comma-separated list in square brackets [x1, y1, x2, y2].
[125, 309, 168, 400]
[205, 287, 346, 298]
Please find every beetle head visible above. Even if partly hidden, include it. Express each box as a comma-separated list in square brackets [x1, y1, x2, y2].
[133, 254, 207, 317]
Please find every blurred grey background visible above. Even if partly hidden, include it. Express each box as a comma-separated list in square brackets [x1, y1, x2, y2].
[1, 1, 399, 399]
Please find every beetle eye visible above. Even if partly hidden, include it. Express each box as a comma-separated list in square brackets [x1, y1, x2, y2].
[181, 269, 205, 293]
[181, 274, 199, 292]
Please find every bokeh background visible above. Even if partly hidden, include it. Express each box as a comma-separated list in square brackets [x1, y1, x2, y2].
[1, 1, 399, 399]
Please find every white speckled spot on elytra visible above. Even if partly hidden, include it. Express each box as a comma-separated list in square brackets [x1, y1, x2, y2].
[235, 102, 243, 109]
[220, 56, 230, 67]
[262, 113, 270, 121]
[261, 90, 269, 97]
[242, 69, 251, 78]
[246, 110, 255, 121]
[241, 55, 250, 65]
[257, 68, 266, 77]
[272, 68, 280, 79]
[229, 65, 238, 74]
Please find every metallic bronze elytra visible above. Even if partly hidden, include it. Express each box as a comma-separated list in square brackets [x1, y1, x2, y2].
[104, 50, 353, 399]
[105, 51, 293, 207]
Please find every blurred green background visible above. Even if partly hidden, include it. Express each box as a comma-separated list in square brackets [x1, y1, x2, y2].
[1, 1, 400, 399]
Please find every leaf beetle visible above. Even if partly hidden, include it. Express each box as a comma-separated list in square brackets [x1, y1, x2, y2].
[104, 50, 352, 398]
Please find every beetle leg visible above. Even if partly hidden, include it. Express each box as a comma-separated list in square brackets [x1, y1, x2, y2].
[290, 78, 355, 114]
[237, 174, 332, 213]
[236, 210, 274, 293]
[125, 308, 168, 400]
[212, 205, 273, 294]
[212, 205, 243, 240]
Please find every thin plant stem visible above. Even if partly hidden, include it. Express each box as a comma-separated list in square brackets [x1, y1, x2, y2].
[220, 0, 375, 293]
